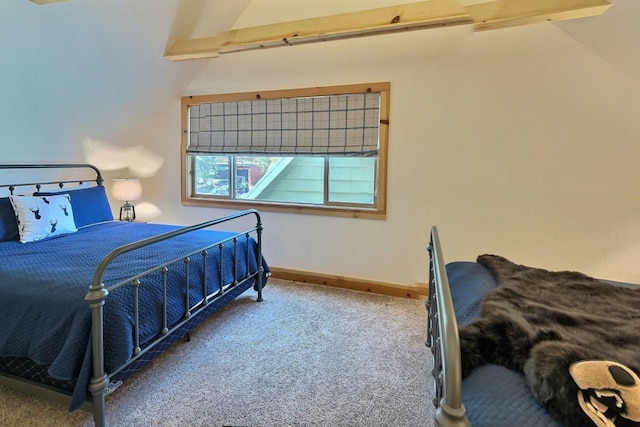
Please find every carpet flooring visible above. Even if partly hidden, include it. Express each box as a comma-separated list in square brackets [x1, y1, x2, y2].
[0, 279, 434, 426]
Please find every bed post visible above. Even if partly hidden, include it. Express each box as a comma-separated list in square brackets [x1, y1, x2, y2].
[428, 227, 471, 427]
[255, 211, 264, 302]
[85, 280, 109, 427]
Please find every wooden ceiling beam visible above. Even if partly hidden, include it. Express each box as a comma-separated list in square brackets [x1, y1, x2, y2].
[164, 0, 612, 61]
[29, 0, 69, 4]
[469, 0, 611, 31]
[165, 0, 472, 61]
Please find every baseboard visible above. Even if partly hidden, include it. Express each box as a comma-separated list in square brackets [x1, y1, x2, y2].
[269, 267, 428, 300]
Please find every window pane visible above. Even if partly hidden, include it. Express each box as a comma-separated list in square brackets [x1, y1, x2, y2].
[241, 156, 324, 205]
[233, 156, 277, 199]
[193, 155, 230, 196]
[328, 157, 376, 205]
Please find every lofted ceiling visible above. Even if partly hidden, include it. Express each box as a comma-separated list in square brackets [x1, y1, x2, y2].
[164, 0, 612, 60]
[30, 0, 614, 62]
[554, 0, 640, 85]
[22, 0, 640, 87]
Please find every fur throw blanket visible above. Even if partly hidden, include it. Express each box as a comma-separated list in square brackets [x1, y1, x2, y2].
[459, 255, 640, 427]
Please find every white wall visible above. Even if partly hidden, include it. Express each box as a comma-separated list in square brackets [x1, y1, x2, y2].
[0, 0, 202, 171]
[159, 17, 640, 286]
[3, 0, 640, 286]
[0, 0, 206, 217]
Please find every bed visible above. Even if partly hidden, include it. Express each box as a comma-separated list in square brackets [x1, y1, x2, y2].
[0, 163, 269, 427]
[426, 226, 640, 427]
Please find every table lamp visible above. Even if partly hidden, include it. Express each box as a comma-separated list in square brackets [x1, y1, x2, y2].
[111, 178, 142, 221]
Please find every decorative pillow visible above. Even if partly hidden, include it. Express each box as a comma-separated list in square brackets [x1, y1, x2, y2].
[35, 185, 113, 228]
[0, 197, 19, 242]
[9, 195, 77, 243]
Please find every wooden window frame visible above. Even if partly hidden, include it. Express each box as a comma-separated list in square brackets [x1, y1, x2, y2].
[181, 82, 389, 219]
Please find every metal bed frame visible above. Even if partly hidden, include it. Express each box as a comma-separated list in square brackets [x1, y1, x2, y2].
[426, 226, 471, 427]
[0, 163, 266, 427]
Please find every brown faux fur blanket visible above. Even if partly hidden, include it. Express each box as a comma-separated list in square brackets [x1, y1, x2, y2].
[459, 255, 640, 427]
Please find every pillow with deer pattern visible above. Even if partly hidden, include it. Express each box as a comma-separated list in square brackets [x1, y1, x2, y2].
[9, 194, 77, 243]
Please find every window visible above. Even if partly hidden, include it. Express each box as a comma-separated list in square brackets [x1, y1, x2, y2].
[181, 83, 389, 219]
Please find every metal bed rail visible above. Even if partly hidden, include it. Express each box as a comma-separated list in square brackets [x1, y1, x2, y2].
[426, 226, 470, 427]
[0, 163, 103, 194]
[86, 208, 265, 427]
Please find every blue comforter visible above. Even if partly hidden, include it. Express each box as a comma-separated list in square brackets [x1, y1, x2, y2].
[0, 221, 266, 408]
[446, 262, 560, 427]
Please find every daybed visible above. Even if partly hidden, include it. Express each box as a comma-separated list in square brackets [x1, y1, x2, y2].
[0, 163, 268, 427]
[426, 226, 640, 427]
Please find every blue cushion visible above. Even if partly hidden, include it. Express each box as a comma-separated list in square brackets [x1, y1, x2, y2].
[0, 197, 19, 241]
[446, 261, 498, 326]
[35, 186, 113, 228]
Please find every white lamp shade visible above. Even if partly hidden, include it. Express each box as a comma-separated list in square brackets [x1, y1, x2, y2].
[111, 178, 142, 202]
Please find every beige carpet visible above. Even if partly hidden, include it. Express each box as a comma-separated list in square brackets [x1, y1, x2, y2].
[0, 279, 434, 426]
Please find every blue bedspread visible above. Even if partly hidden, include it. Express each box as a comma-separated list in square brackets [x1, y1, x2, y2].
[0, 221, 266, 409]
[446, 262, 560, 427]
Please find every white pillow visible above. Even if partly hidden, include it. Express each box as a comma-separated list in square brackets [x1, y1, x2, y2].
[10, 194, 77, 243]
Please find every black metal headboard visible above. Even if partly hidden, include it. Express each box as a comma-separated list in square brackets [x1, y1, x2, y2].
[0, 163, 104, 195]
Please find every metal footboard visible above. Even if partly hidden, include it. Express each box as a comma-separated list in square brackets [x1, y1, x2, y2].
[87, 208, 265, 427]
[426, 226, 470, 427]
[0, 164, 266, 427]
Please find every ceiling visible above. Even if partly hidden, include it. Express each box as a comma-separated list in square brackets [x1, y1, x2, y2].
[22, 0, 640, 88]
[30, 0, 622, 60]
[554, 0, 640, 85]
[163, 0, 613, 60]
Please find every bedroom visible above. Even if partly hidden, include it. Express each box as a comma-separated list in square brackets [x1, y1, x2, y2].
[1, 0, 639, 425]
